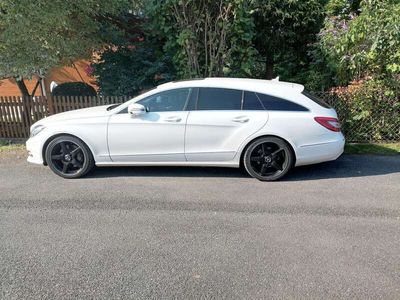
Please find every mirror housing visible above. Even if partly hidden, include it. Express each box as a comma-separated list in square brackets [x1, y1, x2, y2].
[128, 103, 146, 118]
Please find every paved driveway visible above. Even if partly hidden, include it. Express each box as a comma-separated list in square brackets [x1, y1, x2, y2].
[0, 154, 399, 299]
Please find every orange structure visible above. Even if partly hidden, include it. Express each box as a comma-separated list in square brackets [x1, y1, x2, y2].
[0, 60, 98, 96]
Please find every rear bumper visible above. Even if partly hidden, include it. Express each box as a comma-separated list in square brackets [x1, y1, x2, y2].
[295, 135, 345, 166]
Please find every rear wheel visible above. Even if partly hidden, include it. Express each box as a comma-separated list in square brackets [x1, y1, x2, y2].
[243, 137, 294, 181]
[45, 135, 95, 179]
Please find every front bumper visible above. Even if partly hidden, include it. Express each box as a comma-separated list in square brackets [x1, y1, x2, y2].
[26, 137, 44, 165]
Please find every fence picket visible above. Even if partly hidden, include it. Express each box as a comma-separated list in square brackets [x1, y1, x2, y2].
[0, 98, 6, 137]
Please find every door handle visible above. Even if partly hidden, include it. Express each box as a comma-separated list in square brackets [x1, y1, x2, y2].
[165, 116, 182, 122]
[232, 116, 249, 123]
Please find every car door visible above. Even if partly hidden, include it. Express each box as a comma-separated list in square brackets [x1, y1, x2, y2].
[185, 88, 268, 162]
[108, 88, 192, 162]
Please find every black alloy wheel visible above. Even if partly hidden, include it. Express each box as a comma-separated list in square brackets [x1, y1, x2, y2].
[45, 135, 95, 179]
[243, 137, 294, 181]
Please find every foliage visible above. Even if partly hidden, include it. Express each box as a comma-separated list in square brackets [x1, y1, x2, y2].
[0, 0, 129, 94]
[318, 0, 400, 85]
[146, 0, 257, 78]
[328, 78, 400, 141]
[93, 41, 175, 96]
[251, 0, 326, 80]
[52, 82, 97, 96]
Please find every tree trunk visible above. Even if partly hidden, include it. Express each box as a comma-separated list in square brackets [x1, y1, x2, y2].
[265, 57, 274, 80]
[15, 78, 33, 127]
[15, 78, 30, 96]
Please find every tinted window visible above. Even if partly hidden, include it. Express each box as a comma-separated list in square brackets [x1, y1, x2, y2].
[197, 88, 242, 110]
[302, 91, 331, 108]
[256, 93, 308, 112]
[138, 88, 191, 112]
[243, 91, 264, 110]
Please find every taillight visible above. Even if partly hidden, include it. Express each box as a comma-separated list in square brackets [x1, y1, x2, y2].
[314, 117, 341, 132]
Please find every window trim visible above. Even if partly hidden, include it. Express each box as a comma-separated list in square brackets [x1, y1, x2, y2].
[240, 90, 245, 110]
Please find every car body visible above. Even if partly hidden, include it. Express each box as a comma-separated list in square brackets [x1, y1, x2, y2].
[26, 78, 345, 180]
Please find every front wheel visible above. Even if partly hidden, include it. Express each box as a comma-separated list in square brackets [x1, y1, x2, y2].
[45, 135, 95, 179]
[243, 137, 294, 181]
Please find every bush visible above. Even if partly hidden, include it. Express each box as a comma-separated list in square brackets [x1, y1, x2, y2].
[52, 82, 97, 96]
[321, 78, 400, 142]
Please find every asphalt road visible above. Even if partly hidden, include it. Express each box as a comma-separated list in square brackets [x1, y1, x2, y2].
[0, 153, 399, 299]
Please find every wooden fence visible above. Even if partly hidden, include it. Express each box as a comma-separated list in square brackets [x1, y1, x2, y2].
[0, 96, 129, 138]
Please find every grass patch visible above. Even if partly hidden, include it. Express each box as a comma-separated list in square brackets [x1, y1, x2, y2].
[0, 140, 26, 153]
[345, 143, 400, 155]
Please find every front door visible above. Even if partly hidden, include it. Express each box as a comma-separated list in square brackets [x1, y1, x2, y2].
[108, 88, 192, 162]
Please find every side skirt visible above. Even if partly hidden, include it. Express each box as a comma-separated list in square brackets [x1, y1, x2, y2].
[95, 161, 240, 168]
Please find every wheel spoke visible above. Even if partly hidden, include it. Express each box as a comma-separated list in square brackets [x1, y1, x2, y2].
[271, 161, 283, 171]
[250, 156, 263, 162]
[260, 164, 268, 174]
[72, 159, 83, 168]
[60, 142, 67, 154]
[70, 147, 82, 157]
[261, 144, 267, 155]
[62, 162, 70, 173]
[271, 148, 284, 157]
[51, 154, 63, 160]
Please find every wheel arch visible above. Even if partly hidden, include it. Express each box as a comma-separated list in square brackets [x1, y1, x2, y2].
[42, 133, 95, 165]
[239, 134, 297, 168]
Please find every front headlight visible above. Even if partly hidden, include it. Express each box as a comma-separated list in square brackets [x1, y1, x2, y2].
[30, 125, 46, 138]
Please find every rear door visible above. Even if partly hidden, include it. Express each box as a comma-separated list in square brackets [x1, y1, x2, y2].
[185, 88, 268, 162]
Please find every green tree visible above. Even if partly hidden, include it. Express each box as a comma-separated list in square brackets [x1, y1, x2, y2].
[318, 0, 400, 86]
[93, 39, 175, 96]
[147, 0, 257, 78]
[0, 0, 129, 95]
[251, 0, 326, 80]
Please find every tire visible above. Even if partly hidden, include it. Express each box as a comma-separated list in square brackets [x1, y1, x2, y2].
[45, 135, 95, 179]
[243, 137, 294, 181]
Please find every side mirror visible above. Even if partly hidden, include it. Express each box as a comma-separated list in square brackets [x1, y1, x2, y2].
[128, 103, 146, 118]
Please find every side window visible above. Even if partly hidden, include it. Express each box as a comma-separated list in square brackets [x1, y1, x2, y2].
[256, 93, 309, 112]
[243, 91, 264, 110]
[302, 90, 331, 108]
[138, 88, 191, 112]
[197, 88, 242, 110]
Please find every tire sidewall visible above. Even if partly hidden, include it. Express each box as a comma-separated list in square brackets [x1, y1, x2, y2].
[45, 136, 93, 179]
[243, 137, 294, 181]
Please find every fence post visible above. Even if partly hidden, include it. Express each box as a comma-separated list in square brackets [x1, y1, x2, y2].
[47, 95, 55, 115]
[21, 95, 32, 128]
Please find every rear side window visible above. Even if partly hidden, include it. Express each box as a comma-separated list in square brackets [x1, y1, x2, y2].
[256, 93, 309, 112]
[302, 91, 331, 109]
[243, 91, 264, 110]
[197, 88, 242, 110]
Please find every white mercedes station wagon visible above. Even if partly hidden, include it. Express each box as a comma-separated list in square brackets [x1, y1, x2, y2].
[26, 78, 345, 181]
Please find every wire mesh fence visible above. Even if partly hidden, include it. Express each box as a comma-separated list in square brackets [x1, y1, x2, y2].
[315, 91, 400, 142]
[0, 92, 399, 142]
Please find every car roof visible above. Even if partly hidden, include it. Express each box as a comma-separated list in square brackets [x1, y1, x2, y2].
[156, 77, 305, 94]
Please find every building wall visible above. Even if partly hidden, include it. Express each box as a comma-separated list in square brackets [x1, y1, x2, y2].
[0, 60, 98, 96]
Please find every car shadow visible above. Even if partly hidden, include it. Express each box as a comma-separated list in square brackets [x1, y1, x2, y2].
[86, 154, 400, 181]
